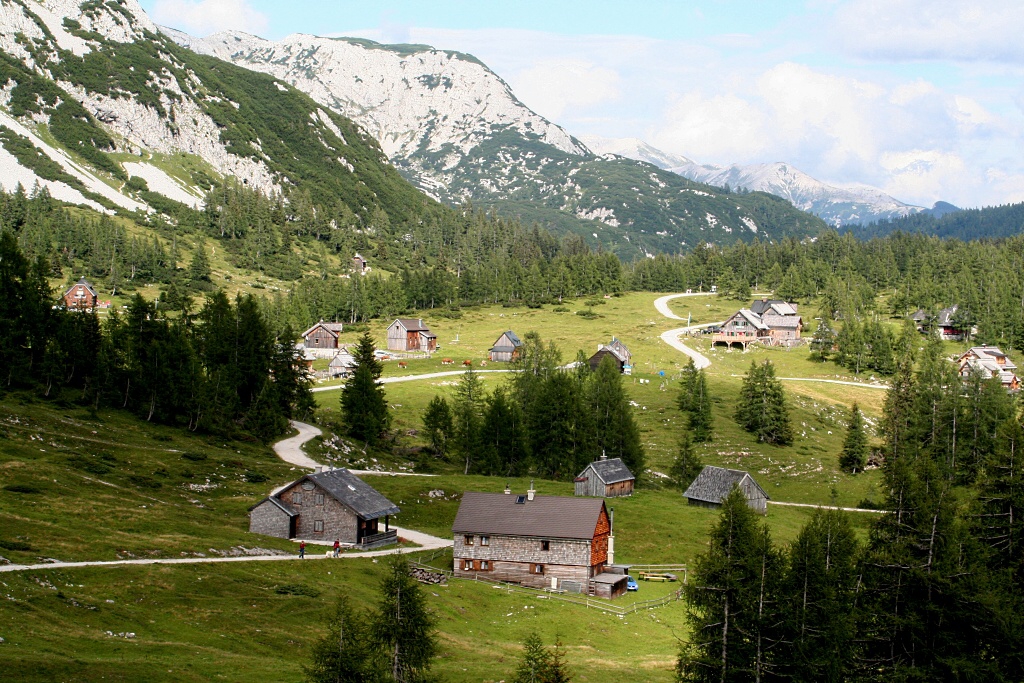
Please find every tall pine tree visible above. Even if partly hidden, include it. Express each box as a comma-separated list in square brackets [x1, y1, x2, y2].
[840, 403, 869, 473]
[340, 331, 390, 444]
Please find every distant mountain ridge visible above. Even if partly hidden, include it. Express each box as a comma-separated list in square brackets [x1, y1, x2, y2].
[580, 136, 928, 226]
[163, 28, 828, 256]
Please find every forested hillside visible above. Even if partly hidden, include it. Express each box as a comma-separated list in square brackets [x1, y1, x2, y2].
[850, 201, 1024, 240]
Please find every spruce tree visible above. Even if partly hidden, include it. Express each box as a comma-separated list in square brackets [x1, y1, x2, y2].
[479, 386, 529, 476]
[340, 331, 390, 445]
[304, 597, 370, 683]
[839, 403, 868, 473]
[589, 354, 645, 476]
[369, 555, 437, 683]
[735, 360, 793, 446]
[678, 358, 712, 442]
[188, 238, 212, 288]
[512, 632, 573, 683]
[670, 430, 704, 491]
[422, 395, 454, 459]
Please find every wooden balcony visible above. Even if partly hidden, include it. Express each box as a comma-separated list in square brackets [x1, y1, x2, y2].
[359, 529, 398, 549]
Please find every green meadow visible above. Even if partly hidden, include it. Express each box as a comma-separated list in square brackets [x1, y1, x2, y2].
[2, 290, 976, 681]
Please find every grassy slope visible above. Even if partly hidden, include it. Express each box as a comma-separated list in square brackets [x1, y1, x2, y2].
[315, 291, 893, 508]
[4, 290, 987, 681]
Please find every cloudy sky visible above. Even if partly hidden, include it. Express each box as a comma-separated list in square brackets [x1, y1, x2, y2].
[141, 0, 1024, 209]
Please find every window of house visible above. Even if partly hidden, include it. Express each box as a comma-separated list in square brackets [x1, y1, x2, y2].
[464, 535, 474, 546]
[313, 520, 324, 532]
[293, 492, 302, 505]
[462, 559, 474, 570]
[480, 560, 489, 571]
[541, 540, 550, 551]
[532, 564, 544, 575]
[315, 494, 325, 506]
[480, 536, 490, 546]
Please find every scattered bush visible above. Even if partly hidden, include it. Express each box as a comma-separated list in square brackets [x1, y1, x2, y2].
[275, 583, 321, 597]
[244, 471, 268, 483]
[3, 484, 43, 494]
[180, 451, 208, 462]
[127, 474, 162, 489]
[0, 540, 33, 551]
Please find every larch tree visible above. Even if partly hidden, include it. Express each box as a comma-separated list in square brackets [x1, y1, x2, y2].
[304, 596, 370, 683]
[839, 403, 869, 473]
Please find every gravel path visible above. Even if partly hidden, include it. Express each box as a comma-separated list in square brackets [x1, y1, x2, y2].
[0, 423, 451, 574]
[311, 369, 513, 394]
[768, 500, 886, 514]
[654, 293, 721, 370]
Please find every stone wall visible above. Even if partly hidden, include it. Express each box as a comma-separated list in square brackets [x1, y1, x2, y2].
[279, 481, 360, 542]
[249, 500, 292, 538]
[454, 533, 597, 588]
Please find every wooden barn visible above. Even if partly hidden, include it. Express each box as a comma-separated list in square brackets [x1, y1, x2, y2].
[683, 466, 769, 514]
[386, 318, 437, 352]
[302, 320, 344, 351]
[575, 456, 635, 497]
[588, 338, 632, 373]
[249, 469, 400, 548]
[63, 277, 98, 311]
[489, 330, 523, 362]
[328, 351, 356, 378]
[452, 489, 628, 598]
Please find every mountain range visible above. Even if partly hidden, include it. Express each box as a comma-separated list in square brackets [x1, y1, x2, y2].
[1, 0, 960, 262]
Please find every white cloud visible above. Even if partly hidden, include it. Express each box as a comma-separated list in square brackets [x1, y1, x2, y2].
[833, 0, 1024, 62]
[151, 0, 268, 37]
[508, 59, 621, 121]
[879, 149, 967, 204]
[651, 92, 769, 161]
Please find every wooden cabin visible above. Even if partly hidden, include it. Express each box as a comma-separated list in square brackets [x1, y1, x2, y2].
[452, 490, 628, 598]
[386, 318, 437, 352]
[63, 277, 98, 311]
[328, 351, 356, 378]
[588, 337, 632, 373]
[713, 302, 802, 349]
[935, 306, 965, 341]
[249, 469, 400, 548]
[683, 466, 768, 515]
[712, 309, 769, 349]
[575, 457, 635, 497]
[302, 320, 344, 351]
[489, 330, 523, 362]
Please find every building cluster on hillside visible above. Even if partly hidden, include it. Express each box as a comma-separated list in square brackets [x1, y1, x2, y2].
[713, 299, 803, 349]
[956, 346, 1020, 391]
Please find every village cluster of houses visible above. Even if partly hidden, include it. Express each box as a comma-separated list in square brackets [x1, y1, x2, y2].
[248, 448, 767, 600]
[713, 299, 803, 349]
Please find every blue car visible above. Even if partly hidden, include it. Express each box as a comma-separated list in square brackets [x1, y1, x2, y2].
[626, 576, 638, 591]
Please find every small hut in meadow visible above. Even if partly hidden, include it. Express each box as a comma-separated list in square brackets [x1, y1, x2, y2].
[489, 330, 523, 362]
[574, 456, 635, 498]
[683, 466, 768, 515]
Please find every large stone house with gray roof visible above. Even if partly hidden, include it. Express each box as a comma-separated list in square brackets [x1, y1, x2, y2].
[683, 465, 768, 514]
[249, 469, 400, 548]
[574, 456, 635, 497]
[452, 489, 627, 597]
[713, 300, 802, 349]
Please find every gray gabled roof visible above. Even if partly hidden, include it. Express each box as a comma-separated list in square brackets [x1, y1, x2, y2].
[248, 496, 298, 516]
[491, 330, 523, 352]
[64, 277, 97, 297]
[453, 492, 605, 540]
[580, 457, 635, 485]
[301, 320, 344, 338]
[287, 469, 400, 519]
[761, 313, 802, 329]
[683, 466, 768, 504]
[393, 318, 431, 332]
[936, 305, 959, 326]
[729, 309, 770, 331]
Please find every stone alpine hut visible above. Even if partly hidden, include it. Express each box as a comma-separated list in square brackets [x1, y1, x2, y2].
[574, 456, 635, 497]
[249, 469, 400, 548]
[452, 488, 628, 598]
[683, 465, 769, 515]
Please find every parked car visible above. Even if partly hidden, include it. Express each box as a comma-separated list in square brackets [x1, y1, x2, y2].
[704, 325, 722, 334]
[626, 576, 638, 591]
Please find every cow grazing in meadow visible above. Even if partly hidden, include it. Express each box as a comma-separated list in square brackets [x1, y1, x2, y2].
[462, 360, 472, 367]
[441, 358, 453, 365]
[398, 361, 408, 369]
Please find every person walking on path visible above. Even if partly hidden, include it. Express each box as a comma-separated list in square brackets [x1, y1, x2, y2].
[333, 539, 341, 558]
[299, 541, 306, 559]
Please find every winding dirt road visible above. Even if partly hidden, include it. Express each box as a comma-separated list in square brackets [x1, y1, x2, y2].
[0, 421, 450, 573]
[654, 293, 721, 370]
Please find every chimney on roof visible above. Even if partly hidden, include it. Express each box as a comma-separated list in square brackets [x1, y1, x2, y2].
[527, 480, 535, 501]
[600, 450, 607, 461]
[504, 483, 511, 495]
